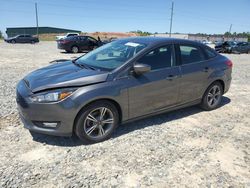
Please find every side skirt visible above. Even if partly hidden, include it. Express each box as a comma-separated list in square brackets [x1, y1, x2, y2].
[122, 99, 201, 125]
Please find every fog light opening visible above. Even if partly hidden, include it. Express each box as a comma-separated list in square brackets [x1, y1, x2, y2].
[42, 122, 58, 128]
[33, 121, 60, 129]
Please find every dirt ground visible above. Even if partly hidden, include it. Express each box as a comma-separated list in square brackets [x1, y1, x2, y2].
[0, 41, 249, 187]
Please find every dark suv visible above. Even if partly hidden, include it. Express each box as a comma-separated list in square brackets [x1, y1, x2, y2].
[231, 42, 250, 54]
[215, 41, 237, 53]
[5, 35, 39, 44]
[16, 37, 232, 143]
[57, 36, 101, 53]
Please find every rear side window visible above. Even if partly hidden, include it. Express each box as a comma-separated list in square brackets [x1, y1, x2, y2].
[179, 45, 205, 65]
[204, 47, 217, 59]
[79, 36, 86, 40]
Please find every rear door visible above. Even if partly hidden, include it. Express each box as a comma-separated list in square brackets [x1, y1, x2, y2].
[87, 37, 98, 50]
[176, 43, 209, 103]
[241, 42, 249, 53]
[23, 35, 31, 43]
[78, 36, 88, 51]
[17, 35, 25, 43]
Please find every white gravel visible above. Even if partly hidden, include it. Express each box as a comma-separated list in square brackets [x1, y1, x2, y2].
[0, 41, 249, 187]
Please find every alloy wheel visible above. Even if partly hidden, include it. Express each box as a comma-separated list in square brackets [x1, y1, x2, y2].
[72, 46, 79, 53]
[83, 107, 114, 139]
[207, 85, 221, 108]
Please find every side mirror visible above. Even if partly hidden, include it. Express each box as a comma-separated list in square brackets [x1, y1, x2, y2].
[133, 63, 151, 75]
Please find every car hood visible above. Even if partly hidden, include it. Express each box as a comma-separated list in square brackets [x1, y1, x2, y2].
[23, 61, 109, 93]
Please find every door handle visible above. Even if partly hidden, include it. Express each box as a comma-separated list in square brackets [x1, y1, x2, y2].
[166, 75, 178, 80]
[203, 67, 209, 72]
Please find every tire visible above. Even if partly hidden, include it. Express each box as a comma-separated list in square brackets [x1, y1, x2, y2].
[11, 40, 16, 44]
[31, 40, 35, 44]
[200, 82, 223, 111]
[75, 100, 119, 144]
[71, 46, 79, 53]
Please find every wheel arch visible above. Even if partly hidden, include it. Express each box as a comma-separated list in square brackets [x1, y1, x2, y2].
[73, 98, 123, 133]
[206, 79, 225, 95]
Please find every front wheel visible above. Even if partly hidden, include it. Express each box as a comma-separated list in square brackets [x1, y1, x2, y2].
[200, 82, 223, 111]
[75, 101, 119, 144]
[11, 40, 16, 44]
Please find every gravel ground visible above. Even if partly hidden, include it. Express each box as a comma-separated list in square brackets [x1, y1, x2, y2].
[0, 41, 249, 187]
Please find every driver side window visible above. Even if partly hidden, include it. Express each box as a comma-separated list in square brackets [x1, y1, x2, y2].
[137, 45, 174, 70]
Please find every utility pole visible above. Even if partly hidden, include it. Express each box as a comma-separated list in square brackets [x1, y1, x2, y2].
[228, 24, 232, 34]
[35, 2, 39, 37]
[169, 1, 174, 37]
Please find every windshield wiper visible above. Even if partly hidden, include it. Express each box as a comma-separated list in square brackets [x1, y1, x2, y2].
[71, 60, 97, 71]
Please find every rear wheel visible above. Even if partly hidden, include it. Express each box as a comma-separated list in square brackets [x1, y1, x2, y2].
[75, 101, 119, 144]
[200, 82, 223, 111]
[71, 46, 79, 53]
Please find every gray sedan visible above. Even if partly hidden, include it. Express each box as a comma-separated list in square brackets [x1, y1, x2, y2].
[16, 37, 232, 143]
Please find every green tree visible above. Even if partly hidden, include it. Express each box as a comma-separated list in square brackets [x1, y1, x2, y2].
[224, 32, 232, 36]
[0, 31, 3, 39]
[130, 30, 152, 36]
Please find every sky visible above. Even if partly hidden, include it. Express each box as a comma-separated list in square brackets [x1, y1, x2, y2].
[0, 0, 250, 36]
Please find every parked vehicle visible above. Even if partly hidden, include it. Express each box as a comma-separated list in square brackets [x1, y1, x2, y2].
[231, 42, 250, 54]
[56, 33, 79, 40]
[215, 41, 237, 53]
[4, 34, 39, 44]
[16, 37, 232, 143]
[57, 35, 101, 53]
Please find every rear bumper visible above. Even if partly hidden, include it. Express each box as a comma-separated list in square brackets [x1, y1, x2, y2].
[224, 78, 231, 94]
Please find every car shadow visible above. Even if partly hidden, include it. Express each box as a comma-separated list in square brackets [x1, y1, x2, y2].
[30, 96, 231, 147]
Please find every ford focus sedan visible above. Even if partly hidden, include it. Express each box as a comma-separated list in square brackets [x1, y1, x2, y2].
[16, 37, 232, 143]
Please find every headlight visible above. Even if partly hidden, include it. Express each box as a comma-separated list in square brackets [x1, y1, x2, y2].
[29, 89, 76, 103]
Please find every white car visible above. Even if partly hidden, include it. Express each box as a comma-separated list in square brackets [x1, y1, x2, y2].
[56, 33, 79, 40]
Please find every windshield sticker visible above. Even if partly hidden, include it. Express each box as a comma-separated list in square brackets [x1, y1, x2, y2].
[125, 42, 140, 47]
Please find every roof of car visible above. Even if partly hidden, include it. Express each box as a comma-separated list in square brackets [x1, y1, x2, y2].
[117, 36, 199, 46]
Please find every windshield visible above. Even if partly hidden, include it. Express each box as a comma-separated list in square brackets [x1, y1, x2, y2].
[75, 40, 147, 71]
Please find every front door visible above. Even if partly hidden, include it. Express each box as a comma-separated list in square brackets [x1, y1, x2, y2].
[128, 44, 181, 118]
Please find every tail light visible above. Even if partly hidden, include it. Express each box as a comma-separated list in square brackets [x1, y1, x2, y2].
[225, 59, 233, 68]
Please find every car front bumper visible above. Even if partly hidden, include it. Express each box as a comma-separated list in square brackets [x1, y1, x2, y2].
[16, 80, 77, 137]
